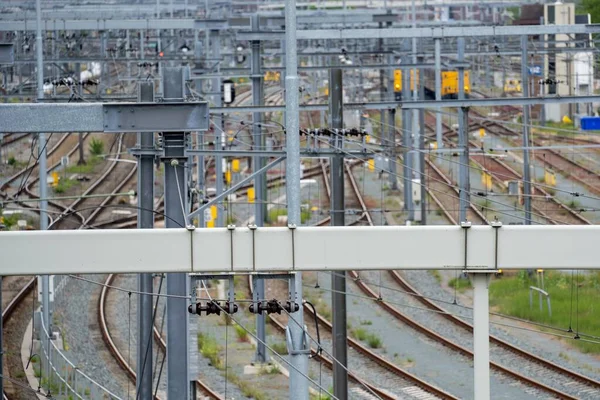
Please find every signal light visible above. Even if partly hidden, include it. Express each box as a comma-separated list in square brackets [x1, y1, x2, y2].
[158, 51, 164, 58]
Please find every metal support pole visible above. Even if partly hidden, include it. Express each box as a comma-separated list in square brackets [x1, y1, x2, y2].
[419, 76, 426, 225]
[163, 67, 190, 400]
[387, 53, 397, 191]
[101, 32, 108, 95]
[284, 1, 309, 398]
[434, 38, 443, 148]
[135, 82, 155, 399]
[329, 68, 347, 400]
[378, 22, 385, 139]
[387, 109, 397, 191]
[140, 30, 145, 61]
[251, 14, 267, 364]
[457, 38, 470, 223]
[36, 0, 51, 385]
[401, 41, 413, 221]
[36, 0, 50, 335]
[471, 273, 492, 400]
[521, 35, 532, 225]
[211, 29, 224, 227]
[0, 274, 2, 397]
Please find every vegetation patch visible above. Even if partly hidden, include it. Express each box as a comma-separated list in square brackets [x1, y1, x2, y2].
[366, 333, 383, 349]
[66, 155, 102, 174]
[350, 327, 367, 341]
[197, 332, 223, 369]
[270, 341, 288, 355]
[448, 276, 472, 292]
[234, 324, 249, 342]
[89, 138, 105, 156]
[53, 177, 78, 194]
[489, 270, 600, 354]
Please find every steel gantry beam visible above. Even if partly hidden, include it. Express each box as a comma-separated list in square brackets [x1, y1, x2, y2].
[0, 102, 208, 133]
[1, 225, 599, 275]
[239, 23, 600, 41]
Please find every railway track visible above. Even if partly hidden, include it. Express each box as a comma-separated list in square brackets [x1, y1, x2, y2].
[0, 133, 31, 149]
[1, 277, 36, 400]
[345, 161, 600, 399]
[98, 274, 222, 400]
[424, 111, 591, 225]
[248, 275, 456, 400]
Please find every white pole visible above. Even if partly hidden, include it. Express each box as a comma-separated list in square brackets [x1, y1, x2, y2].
[472, 273, 491, 400]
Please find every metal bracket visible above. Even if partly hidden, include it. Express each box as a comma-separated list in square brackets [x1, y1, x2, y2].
[102, 103, 209, 132]
[0, 43, 14, 65]
[227, 224, 236, 272]
[285, 325, 311, 355]
[491, 219, 502, 271]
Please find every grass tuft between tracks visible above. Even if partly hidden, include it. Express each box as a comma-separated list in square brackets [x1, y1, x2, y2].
[197, 332, 223, 370]
[489, 270, 600, 354]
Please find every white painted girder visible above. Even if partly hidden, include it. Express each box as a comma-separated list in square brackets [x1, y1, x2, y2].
[0, 225, 598, 276]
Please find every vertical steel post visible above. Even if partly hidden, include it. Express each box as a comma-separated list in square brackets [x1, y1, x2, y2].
[387, 53, 397, 190]
[135, 82, 155, 399]
[140, 30, 145, 61]
[434, 38, 443, 148]
[329, 69, 347, 400]
[401, 39, 413, 221]
[36, 0, 51, 386]
[419, 69, 426, 225]
[211, 29, 224, 227]
[284, 1, 309, 398]
[162, 67, 190, 400]
[387, 109, 397, 193]
[0, 274, 2, 396]
[521, 35, 532, 225]
[36, 0, 50, 337]
[378, 22, 385, 140]
[457, 38, 470, 223]
[472, 273, 491, 400]
[251, 14, 268, 364]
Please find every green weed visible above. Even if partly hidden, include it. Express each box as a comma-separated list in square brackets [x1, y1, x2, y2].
[89, 138, 105, 156]
[490, 271, 600, 354]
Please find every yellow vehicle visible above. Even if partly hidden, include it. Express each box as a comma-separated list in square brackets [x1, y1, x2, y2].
[504, 79, 521, 93]
[393, 70, 419, 100]
[440, 71, 471, 99]
[264, 71, 281, 82]
[393, 70, 419, 91]
[393, 69, 470, 100]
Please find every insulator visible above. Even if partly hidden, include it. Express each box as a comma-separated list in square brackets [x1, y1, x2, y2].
[225, 301, 238, 314]
[284, 301, 300, 313]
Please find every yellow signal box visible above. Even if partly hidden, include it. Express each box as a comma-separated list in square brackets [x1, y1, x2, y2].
[248, 187, 255, 203]
[368, 159, 375, 172]
[479, 128, 485, 138]
[394, 70, 402, 92]
[231, 159, 240, 173]
[481, 172, 492, 190]
[544, 169, 556, 186]
[210, 205, 218, 220]
[264, 71, 281, 81]
[225, 170, 232, 184]
[51, 172, 60, 187]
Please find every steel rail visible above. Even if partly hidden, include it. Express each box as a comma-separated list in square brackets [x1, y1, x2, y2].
[345, 160, 590, 400]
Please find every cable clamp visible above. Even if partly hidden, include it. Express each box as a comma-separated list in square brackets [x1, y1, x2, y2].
[288, 224, 297, 270]
[461, 221, 471, 270]
[248, 224, 257, 271]
[491, 218, 502, 271]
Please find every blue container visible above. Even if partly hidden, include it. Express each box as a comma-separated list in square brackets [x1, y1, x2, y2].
[580, 116, 600, 131]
